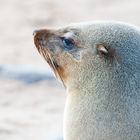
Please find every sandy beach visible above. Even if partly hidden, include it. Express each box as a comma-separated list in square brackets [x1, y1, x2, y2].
[1, 0, 140, 139]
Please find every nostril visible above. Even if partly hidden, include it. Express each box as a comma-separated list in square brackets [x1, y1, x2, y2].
[33, 30, 39, 36]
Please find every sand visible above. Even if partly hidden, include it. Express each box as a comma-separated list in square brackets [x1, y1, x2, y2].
[1, 0, 140, 139]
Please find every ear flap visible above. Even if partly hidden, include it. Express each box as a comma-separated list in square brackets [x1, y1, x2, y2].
[96, 44, 108, 56]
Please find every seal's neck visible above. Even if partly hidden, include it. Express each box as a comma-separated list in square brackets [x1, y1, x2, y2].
[64, 68, 139, 140]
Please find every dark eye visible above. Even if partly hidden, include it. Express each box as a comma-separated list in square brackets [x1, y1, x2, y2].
[61, 37, 75, 50]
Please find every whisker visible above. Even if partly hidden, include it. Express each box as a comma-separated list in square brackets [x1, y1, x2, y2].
[48, 52, 66, 87]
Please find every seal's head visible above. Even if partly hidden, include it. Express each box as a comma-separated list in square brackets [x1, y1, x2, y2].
[33, 27, 87, 87]
[33, 22, 140, 89]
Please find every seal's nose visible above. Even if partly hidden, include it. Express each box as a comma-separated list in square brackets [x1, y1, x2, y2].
[33, 29, 44, 36]
[33, 29, 50, 37]
[33, 30, 38, 36]
[33, 29, 51, 47]
[33, 29, 47, 43]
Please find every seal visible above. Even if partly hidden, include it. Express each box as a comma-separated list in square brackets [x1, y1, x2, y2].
[33, 21, 140, 140]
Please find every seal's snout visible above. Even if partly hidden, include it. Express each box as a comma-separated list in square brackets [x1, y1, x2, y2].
[33, 29, 50, 48]
[33, 29, 47, 38]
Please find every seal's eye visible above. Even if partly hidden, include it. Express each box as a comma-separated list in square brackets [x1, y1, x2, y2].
[61, 37, 75, 50]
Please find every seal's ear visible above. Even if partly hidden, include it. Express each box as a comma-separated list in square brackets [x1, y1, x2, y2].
[96, 44, 117, 61]
[96, 44, 108, 56]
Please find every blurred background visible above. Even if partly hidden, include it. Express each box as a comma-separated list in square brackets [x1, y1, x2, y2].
[0, 0, 140, 140]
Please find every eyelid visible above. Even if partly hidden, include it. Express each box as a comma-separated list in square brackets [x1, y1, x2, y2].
[60, 36, 75, 45]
